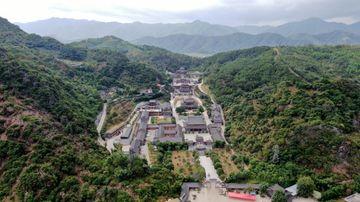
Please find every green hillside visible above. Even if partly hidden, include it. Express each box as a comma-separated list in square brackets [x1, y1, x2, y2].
[289, 30, 360, 46]
[3, 15, 360, 201]
[0, 17, 187, 202]
[69, 36, 202, 72]
[70, 36, 144, 54]
[202, 45, 360, 190]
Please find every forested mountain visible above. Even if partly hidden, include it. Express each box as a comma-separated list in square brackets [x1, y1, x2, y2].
[132, 30, 360, 54]
[235, 25, 275, 35]
[201, 46, 360, 186]
[132, 32, 311, 54]
[288, 30, 360, 46]
[236, 18, 360, 36]
[264, 18, 360, 36]
[15, 18, 240, 43]
[0, 16, 186, 201]
[70, 36, 202, 72]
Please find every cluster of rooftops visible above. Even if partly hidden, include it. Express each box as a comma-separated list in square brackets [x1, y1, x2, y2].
[168, 67, 201, 78]
[126, 97, 225, 155]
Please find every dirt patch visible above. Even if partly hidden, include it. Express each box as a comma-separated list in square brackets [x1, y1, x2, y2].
[171, 150, 197, 174]
[315, 167, 326, 175]
[0, 133, 7, 140]
[331, 164, 349, 176]
[200, 84, 212, 95]
[212, 148, 240, 177]
[289, 86, 297, 92]
[106, 100, 135, 131]
[96, 62, 106, 71]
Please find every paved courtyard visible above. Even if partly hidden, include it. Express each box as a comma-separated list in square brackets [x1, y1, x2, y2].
[188, 188, 271, 202]
[293, 197, 317, 202]
[184, 132, 212, 142]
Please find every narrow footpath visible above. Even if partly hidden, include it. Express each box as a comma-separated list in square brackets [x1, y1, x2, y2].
[196, 81, 248, 170]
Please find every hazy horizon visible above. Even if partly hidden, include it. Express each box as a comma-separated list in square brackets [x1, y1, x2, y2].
[2, 0, 360, 27]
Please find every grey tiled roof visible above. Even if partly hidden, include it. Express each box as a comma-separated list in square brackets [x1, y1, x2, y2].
[208, 124, 224, 141]
[225, 184, 260, 189]
[211, 104, 220, 111]
[136, 130, 146, 141]
[121, 127, 132, 139]
[154, 124, 184, 143]
[141, 111, 149, 119]
[184, 99, 196, 103]
[185, 116, 206, 125]
[161, 102, 171, 110]
[130, 140, 141, 156]
[139, 122, 147, 131]
[212, 110, 221, 117]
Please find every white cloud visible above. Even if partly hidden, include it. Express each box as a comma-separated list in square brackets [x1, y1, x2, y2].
[1, 0, 360, 26]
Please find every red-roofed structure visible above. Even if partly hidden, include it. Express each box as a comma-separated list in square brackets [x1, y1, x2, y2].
[228, 192, 256, 200]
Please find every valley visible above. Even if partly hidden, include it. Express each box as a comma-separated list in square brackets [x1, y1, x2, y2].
[1, 15, 360, 202]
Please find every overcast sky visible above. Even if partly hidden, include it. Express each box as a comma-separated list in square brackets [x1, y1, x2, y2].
[2, 0, 360, 26]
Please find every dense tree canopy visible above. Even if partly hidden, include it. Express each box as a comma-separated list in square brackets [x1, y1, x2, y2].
[271, 190, 287, 202]
[297, 177, 316, 197]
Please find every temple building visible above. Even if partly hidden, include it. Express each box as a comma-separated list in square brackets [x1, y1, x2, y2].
[183, 116, 207, 132]
[136, 122, 148, 145]
[211, 104, 223, 125]
[161, 102, 172, 117]
[139, 88, 153, 96]
[140, 111, 150, 123]
[178, 83, 192, 93]
[176, 67, 187, 75]
[143, 100, 161, 110]
[181, 98, 199, 110]
[154, 124, 184, 143]
[189, 71, 201, 77]
[105, 122, 127, 138]
[208, 124, 224, 141]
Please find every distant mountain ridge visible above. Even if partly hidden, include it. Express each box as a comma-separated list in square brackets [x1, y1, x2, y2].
[15, 18, 240, 43]
[132, 30, 360, 54]
[15, 17, 360, 44]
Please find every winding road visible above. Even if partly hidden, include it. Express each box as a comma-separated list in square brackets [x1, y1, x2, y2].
[97, 104, 106, 147]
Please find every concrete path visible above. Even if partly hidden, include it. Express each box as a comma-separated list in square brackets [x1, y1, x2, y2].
[96, 104, 106, 146]
[170, 94, 183, 127]
[106, 135, 117, 153]
[199, 156, 220, 181]
[140, 142, 152, 167]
